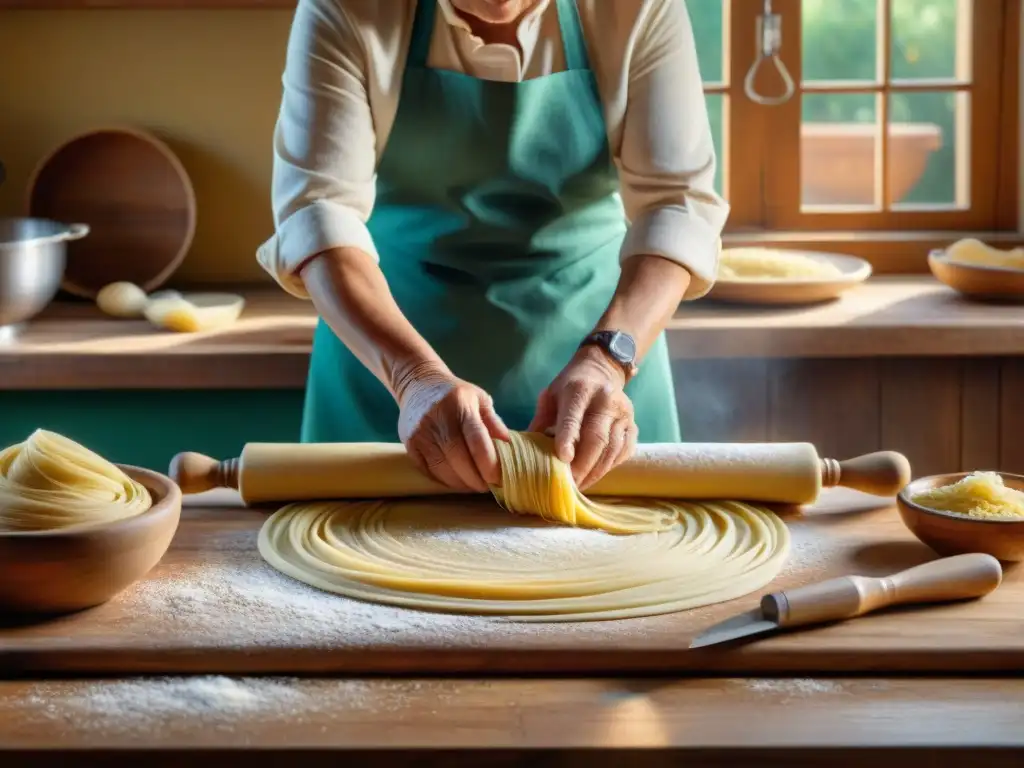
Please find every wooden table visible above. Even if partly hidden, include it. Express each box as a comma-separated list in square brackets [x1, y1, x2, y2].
[2, 489, 1023, 763]
[1, 677, 1023, 765]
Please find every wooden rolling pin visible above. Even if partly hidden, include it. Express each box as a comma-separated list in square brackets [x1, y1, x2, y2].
[170, 440, 911, 506]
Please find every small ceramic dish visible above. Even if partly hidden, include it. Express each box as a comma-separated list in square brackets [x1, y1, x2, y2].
[928, 249, 1024, 302]
[0, 466, 182, 614]
[897, 472, 1024, 562]
[708, 250, 873, 306]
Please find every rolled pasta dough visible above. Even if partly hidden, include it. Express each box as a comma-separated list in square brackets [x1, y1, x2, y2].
[258, 431, 790, 621]
[0, 430, 151, 532]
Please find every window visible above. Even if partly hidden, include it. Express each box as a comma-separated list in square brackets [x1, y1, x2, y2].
[689, 0, 1020, 260]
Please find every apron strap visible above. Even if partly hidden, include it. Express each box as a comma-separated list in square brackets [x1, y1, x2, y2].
[555, 0, 591, 71]
[408, 0, 591, 72]
[408, 0, 436, 69]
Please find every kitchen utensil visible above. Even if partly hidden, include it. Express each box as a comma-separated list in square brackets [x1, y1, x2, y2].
[169, 440, 911, 505]
[0, 465, 181, 614]
[689, 552, 1003, 649]
[0, 217, 87, 332]
[26, 126, 196, 299]
[708, 250, 872, 306]
[928, 249, 1024, 302]
[897, 472, 1024, 562]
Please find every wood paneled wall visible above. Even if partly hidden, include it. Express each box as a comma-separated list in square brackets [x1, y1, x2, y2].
[673, 357, 1023, 477]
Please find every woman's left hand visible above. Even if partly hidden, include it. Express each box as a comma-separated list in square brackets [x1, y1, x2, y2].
[529, 346, 638, 490]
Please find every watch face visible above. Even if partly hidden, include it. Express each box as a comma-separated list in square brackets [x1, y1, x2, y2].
[608, 332, 636, 363]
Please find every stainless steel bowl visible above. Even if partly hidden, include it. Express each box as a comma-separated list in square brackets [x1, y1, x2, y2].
[0, 218, 89, 329]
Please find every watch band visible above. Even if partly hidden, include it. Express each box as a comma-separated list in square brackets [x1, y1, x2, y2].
[580, 330, 638, 381]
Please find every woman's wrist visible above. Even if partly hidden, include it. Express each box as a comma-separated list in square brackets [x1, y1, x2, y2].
[390, 356, 455, 407]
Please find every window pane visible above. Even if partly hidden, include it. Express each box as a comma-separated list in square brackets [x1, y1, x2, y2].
[890, 0, 967, 81]
[802, 0, 878, 82]
[801, 93, 879, 208]
[888, 91, 965, 207]
[705, 93, 725, 196]
[688, 0, 725, 84]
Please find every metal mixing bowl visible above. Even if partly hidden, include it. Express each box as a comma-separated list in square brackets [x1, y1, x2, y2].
[0, 217, 89, 329]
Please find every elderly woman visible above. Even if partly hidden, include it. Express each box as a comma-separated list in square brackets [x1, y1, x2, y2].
[257, 0, 727, 493]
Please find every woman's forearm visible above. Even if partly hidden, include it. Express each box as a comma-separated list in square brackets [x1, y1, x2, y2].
[300, 247, 451, 401]
[593, 255, 692, 360]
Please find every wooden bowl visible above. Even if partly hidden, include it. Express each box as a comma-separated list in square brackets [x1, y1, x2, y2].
[0, 465, 182, 614]
[708, 251, 872, 306]
[928, 249, 1024, 302]
[26, 126, 197, 300]
[897, 472, 1024, 562]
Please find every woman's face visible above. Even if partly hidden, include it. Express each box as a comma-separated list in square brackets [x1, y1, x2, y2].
[449, 0, 538, 25]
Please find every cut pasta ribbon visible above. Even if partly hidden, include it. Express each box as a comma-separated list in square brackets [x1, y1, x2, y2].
[0, 429, 152, 532]
[259, 430, 791, 621]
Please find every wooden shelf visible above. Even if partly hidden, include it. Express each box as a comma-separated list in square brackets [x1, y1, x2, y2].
[0, 0, 294, 8]
[1, 277, 1022, 390]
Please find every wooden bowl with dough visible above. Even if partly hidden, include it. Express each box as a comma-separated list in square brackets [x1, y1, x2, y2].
[897, 472, 1024, 563]
[928, 249, 1024, 302]
[0, 466, 181, 614]
[708, 250, 872, 306]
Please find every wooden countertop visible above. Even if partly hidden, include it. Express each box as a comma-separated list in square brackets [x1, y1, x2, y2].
[2, 676, 1023, 761]
[3, 491, 1024, 760]
[2, 488, 1022, 676]
[1, 277, 1022, 390]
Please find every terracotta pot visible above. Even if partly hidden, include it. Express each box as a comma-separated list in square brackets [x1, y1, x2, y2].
[801, 122, 943, 206]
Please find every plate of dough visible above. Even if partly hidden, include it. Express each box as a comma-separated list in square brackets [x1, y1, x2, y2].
[929, 238, 1024, 302]
[709, 247, 872, 306]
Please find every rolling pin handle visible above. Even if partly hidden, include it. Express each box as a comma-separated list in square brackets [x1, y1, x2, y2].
[820, 450, 912, 497]
[169, 452, 241, 495]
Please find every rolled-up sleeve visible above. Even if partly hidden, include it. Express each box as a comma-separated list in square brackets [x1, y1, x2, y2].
[256, 0, 380, 299]
[617, 0, 730, 300]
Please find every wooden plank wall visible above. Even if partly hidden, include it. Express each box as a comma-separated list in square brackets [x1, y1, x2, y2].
[674, 357, 1023, 476]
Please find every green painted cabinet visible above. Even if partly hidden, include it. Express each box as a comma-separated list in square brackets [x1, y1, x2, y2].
[0, 390, 305, 471]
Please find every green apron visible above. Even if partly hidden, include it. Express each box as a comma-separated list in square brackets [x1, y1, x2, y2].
[301, 0, 680, 444]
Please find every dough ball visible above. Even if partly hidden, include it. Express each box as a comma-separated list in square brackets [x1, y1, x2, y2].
[96, 282, 149, 318]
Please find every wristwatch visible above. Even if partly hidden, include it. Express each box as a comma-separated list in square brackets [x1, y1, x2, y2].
[580, 330, 638, 381]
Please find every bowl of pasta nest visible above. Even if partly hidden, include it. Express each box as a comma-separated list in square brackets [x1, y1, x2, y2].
[0, 430, 182, 614]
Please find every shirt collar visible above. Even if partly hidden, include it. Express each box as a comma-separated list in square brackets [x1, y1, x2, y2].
[435, 0, 552, 37]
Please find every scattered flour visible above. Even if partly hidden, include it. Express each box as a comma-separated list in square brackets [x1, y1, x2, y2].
[112, 527, 651, 649]
[781, 524, 845, 578]
[19, 676, 451, 735]
[741, 678, 846, 697]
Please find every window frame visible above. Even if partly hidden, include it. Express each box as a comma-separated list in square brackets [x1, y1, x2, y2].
[712, 0, 1021, 264]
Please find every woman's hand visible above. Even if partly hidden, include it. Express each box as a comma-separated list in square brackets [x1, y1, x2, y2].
[396, 363, 510, 492]
[529, 346, 638, 490]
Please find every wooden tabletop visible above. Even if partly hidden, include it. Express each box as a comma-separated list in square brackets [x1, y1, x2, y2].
[2, 488, 1022, 676]
[1, 277, 1022, 390]
[1, 676, 1023, 762]
[3, 491, 1024, 761]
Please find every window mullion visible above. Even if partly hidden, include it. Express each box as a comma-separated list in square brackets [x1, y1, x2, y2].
[724, 0, 771, 230]
[759, 0, 804, 230]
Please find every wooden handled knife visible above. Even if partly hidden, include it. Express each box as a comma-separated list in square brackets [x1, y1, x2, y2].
[689, 552, 1003, 649]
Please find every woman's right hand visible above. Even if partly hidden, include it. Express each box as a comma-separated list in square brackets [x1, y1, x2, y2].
[396, 364, 510, 492]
